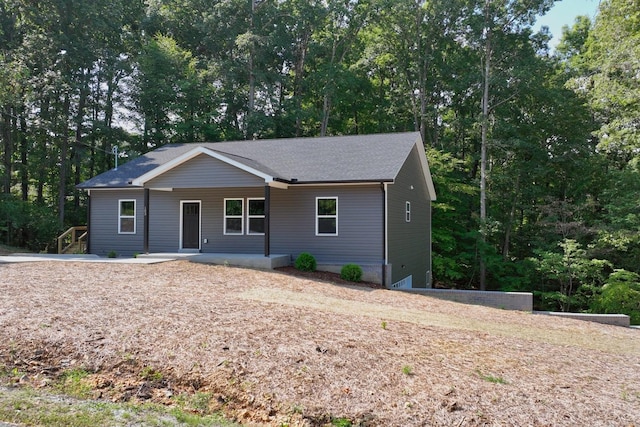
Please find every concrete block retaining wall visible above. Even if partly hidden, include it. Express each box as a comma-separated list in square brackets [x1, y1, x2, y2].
[399, 288, 533, 311]
[536, 312, 631, 327]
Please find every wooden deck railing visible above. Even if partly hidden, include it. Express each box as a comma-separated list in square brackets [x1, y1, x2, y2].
[57, 226, 88, 254]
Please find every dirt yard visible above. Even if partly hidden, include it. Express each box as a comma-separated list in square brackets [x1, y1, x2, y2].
[0, 260, 638, 426]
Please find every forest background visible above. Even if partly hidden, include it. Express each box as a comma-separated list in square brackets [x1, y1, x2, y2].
[1, 0, 639, 319]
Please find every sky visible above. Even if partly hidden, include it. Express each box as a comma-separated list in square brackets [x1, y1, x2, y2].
[534, 0, 602, 49]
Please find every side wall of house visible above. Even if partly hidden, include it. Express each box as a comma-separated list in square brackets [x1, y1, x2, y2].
[387, 145, 432, 288]
[270, 184, 384, 265]
[89, 189, 145, 256]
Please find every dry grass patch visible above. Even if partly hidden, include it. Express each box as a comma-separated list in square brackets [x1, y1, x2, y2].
[0, 260, 639, 426]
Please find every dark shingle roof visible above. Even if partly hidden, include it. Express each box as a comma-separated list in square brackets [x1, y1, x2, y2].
[78, 132, 423, 189]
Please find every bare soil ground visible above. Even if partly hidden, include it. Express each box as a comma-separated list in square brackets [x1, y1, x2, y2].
[0, 261, 638, 426]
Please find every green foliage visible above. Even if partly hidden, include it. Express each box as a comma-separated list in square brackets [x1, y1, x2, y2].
[139, 366, 163, 382]
[530, 239, 611, 312]
[56, 369, 92, 399]
[591, 270, 640, 324]
[580, 0, 640, 163]
[340, 263, 362, 282]
[331, 417, 352, 427]
[294, 252, 316, 272]
[401, 365, 413, 376]
[476, 370, 508, 384]
[0, 195, 61, 251]
[173, 391, 213, 415]
[0, 386, 240, 427]
[427, 148, 478, 287]
[107, 250, 117, 258]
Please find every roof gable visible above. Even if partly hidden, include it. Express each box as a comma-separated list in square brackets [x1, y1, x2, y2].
[144, 152, 267, 188]
[131, 146, 280, 187]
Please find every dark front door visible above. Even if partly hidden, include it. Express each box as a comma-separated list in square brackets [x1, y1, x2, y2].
[182, 202, 200, 249]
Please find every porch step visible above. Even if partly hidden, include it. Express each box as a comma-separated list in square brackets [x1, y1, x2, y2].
[57, 226, 87, 254]
[61, 242, 85, 255]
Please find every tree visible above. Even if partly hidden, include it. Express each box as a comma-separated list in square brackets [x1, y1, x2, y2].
[135, 34, 207, 150]
[591, 270, 640, 324]
[470, 0, 555, 289]
[581, 0, 640, 166]
[562, 0, 640, 277]
[532, 239, 610, 312]
[0, 0, 144, 226]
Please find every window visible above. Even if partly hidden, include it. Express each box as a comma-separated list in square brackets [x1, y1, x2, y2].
[224, 198, 244, 234]
[247, 198, 265, 235]
[118, 200, 136, 234]
[316, 197, 338, 235]
[406, 201, 411, 222]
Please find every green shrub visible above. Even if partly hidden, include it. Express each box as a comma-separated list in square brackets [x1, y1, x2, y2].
[591, 270, 640, 324]
[340, 263, 363, 282]
[294, 252, 316, 272]
[107, 250, 117, 258]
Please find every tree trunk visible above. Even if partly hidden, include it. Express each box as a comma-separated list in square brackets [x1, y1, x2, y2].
[1, 107, 12, 194]
[19, 113, 28, 201]
[36, 98, 50, 204]
[293, 31, 309, 137]
[58, 95, 71, 225]
[73, 71, 89, 210]
[247, 0, 256, 139]
[320, 93, 331, 137]
[479, 1, 493, 291]
[502, 175, 519, 260]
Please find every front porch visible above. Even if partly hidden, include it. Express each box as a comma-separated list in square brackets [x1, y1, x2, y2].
[138, 252, 291, 270]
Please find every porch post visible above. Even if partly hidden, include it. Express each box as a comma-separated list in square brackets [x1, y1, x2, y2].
[264, 184, 270, 257]
[143, 188, 149, 254]
[86, 191, 91, 254]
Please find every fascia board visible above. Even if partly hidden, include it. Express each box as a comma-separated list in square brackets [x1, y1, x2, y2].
[414, 138, 437, 201]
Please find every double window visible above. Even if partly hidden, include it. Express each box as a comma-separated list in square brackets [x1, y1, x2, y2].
[118, 200, 136, 234]
[224, 198, 265, 235]
[316, 197, 338, 235]
[406, 201, 411, 222]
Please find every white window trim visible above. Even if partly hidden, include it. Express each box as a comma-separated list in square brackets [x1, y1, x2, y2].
[224, 198, 244, 235]
[406, 201, 411, 223]
[118, 199, 136, 234]
[315, 197, 338, 236]
[247, 198, 265, 235]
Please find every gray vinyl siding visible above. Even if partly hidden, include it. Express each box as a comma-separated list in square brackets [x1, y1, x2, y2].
[387, 145, 431, 288]
[146, 153, 264, 188]
[89, 184, 386, 264]
[89, 189, 145, 256]
[148, 188, 265, 253]
[270, 185, 384, 264]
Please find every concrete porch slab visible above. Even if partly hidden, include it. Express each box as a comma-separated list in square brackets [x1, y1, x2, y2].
[139, 253, 291, 269]
[190, 253, 290, 269]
